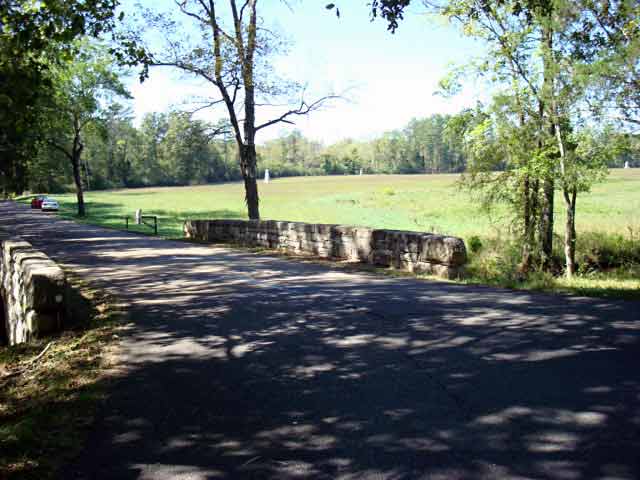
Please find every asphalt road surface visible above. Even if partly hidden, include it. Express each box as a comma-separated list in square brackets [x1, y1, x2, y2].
[1, 201, 639, 480]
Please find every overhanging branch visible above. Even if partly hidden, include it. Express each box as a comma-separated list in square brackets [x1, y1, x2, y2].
[255, 94, 341, 132]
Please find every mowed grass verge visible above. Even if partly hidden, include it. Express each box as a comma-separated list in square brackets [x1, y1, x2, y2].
[22, 170, 640, 298]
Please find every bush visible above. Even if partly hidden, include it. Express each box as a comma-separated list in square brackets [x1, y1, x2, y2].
[468, 235, 483, 253]
[576, 232, 640, 272]
[465, 237, 524, 286]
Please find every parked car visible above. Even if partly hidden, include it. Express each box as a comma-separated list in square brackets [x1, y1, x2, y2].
[30, 195, 46, 209]
[41, 197, 59, 211]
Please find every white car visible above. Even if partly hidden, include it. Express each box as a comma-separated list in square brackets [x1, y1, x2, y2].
[41, 197, 59, 211]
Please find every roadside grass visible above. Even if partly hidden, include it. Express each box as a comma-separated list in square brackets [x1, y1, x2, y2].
[464, 262, 640, 301]
[0, 273, 126, 480]
[17, 169, 640, 299]
[206, 241, 640, 301]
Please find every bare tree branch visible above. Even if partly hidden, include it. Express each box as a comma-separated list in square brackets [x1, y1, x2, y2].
[183, 98, 226, 114]
[175, 0, 209, 24]
[239, 0, 251, 25]
[209, 0, 244, 145]
[255, 94, 340, 132]
[151, 60, 218, 86]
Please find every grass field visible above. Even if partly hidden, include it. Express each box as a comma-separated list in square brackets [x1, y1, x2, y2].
[21, 169, 640, 298]
[45, 169, 640, 240]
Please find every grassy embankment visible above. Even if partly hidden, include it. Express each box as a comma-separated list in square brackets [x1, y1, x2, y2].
[0, 275, 125, 479]
[25, 169, 640, 299]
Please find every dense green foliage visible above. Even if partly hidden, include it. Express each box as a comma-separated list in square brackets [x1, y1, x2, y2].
[429, 0, 640, 277]
[27, 112, 468, 192]
[26, 109, 639, 195]
[0, 0, 130, 196]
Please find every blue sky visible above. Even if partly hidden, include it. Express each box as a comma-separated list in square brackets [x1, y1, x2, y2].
[124, 1, 486, 144]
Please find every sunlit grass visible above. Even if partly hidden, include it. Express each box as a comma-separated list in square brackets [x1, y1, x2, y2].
[19, 169, 640, 298]
[32, 169, 640, 239]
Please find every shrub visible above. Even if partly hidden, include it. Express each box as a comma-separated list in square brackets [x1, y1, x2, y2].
[468, 235, 483, 253]
[465, 237, 524, 286]
[576, 232, 640, 272]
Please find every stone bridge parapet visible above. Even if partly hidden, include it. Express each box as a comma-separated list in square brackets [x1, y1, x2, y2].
[184, 219, 467, 279]
[1, 234, 66, 345]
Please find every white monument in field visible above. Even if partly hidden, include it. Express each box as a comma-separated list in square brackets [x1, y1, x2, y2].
[624, 161, 630, 169]
[264, 169, 270, 183]
[359, 168, 363, 176]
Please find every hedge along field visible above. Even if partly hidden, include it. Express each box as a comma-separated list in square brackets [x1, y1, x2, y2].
[49, 169, 640, 240]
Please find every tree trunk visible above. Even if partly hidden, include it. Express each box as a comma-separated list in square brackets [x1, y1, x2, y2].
[531, 177, 539, 235]
[538, 15, 556, 271]
[71, 134, 86, 217]
[12, 158, 27, 195]
[239, 144, 260, 220]
[518, 102, 535, 272]
[83, 158, 91, 191]
[563, 187, 577, 277]
[520, 174, 533, 271]
[241, 56, 259, 219]
[71, 154, 86, 217]
[539, 177, 554, 268]
[553, 109, 576, 278]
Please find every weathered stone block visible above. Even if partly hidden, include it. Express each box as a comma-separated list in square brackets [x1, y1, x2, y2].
[183, 219, 467, 279]
[24, 264, 66, 311]
[419, 235, 467, 266]
[401, 252, 419, 263]
[371, 249, 393, 267]
[413, 262, 464, 279]
[13, 248, 48, 265]
[1, 236, 67, 345]
[3, 239, 31, 267]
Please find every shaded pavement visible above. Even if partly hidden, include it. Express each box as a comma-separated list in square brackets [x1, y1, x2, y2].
[1, 201, 639, 479]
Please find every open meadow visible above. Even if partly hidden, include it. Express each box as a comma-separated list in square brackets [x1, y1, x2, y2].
[48, 169, 640, 239]
[33, 169, 640, 298]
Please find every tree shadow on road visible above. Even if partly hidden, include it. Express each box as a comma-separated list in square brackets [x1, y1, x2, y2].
[59, 247, 640, 479]
[1, 201, 639, 480]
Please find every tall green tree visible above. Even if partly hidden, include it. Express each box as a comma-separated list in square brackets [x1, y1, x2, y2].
[0, 0, 134, 195]
[437, 0, 616, 276]
[43, 42, 130, 216]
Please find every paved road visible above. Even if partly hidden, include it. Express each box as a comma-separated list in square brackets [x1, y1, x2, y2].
[1, 201, 639, 480]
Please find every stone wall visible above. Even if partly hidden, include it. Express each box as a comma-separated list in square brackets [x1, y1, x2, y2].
[184, 219, 467, 279]
[0, 235, 66, 345]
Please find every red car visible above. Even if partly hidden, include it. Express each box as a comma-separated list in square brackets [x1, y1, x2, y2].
[30, 195, 46, 209]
